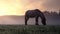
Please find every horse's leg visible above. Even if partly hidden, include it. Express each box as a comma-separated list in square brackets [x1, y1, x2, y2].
[25, 16, 29, 25]
[35, 17, 39, 25]
[41, 18, 46, 25]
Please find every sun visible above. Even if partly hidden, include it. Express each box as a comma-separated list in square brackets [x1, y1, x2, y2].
[0, 6, 7, 16]
[0, 0, 25, 16]
[0, 10, 6, 16]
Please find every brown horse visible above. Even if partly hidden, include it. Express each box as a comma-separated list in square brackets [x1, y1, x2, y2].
[25, 9, 46, 25]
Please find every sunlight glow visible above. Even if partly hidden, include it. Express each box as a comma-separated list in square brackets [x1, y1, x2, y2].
[0, 0, 45, 16]
[0, 0, 24, 16]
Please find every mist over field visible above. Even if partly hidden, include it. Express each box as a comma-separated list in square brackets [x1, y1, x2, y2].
[0, 12, 60, 25]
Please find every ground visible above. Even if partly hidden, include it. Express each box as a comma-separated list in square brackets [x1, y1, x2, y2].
[0, 25, 60, 34]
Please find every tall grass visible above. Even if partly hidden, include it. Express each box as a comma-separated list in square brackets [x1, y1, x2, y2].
[0, 25, 60, 34]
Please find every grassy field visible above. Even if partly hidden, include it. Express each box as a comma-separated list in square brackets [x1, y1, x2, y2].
[0, 25, 60, 34]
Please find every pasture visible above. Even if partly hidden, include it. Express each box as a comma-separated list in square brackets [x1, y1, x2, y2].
[0, 25, 60, 34]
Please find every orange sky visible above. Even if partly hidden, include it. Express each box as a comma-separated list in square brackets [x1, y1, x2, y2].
[0, 0, 46, 16]
[0, 0, 59, 16]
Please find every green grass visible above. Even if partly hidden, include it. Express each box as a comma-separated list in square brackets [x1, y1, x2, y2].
[0, 25, 60, 34]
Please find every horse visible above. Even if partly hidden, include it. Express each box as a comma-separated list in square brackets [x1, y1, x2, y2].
[25, 9, 46, 25]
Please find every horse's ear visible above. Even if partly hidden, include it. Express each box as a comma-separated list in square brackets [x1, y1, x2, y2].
[35, 9, 41, 11]
[35, 9, 39, 10]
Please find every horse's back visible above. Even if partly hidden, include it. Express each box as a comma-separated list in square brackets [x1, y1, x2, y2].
[25, 10, 40, 17]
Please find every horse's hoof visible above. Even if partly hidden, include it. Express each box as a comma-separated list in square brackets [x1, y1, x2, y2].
[35, 24, 39, 25]
[25, 24, 27, 25]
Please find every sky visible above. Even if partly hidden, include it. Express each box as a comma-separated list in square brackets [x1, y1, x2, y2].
[0, 0, 60, 16]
